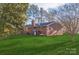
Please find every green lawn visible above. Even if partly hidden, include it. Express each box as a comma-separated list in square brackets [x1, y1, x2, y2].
[0, 34, 79, 55]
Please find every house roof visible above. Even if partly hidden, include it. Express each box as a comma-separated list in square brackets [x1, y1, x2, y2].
[49, 23, 62, 30]
[26, 21, 56, 26]
[36, 22, 52, 26]
[26, 21, 63, 30]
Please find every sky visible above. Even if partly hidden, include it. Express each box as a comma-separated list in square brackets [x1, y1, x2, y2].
[33, 3, 65, 10]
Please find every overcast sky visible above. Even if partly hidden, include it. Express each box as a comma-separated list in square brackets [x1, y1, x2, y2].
[32, 3, 65, 10]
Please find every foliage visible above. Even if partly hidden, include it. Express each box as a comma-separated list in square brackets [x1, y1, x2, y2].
[0, 3, 29, 37]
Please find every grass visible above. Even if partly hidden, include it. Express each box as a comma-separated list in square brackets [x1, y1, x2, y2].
[0, 34, 79, 55]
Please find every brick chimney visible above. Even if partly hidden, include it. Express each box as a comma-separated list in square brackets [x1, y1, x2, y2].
[32, 20, 35, 27]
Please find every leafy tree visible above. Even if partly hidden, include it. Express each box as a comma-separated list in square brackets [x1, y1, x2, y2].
[0, 3, 28, 36]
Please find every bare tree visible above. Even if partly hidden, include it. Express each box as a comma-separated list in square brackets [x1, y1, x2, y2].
[48, 8, 58, 22]
[56, 3, 79, 36]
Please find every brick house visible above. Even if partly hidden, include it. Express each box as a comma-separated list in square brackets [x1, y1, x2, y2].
[23, 20, 66, 36]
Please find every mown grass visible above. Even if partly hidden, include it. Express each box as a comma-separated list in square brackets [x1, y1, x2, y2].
[0, 34, 79, 55]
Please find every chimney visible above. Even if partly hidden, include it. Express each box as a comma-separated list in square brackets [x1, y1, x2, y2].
[32, 20, 35, 27]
